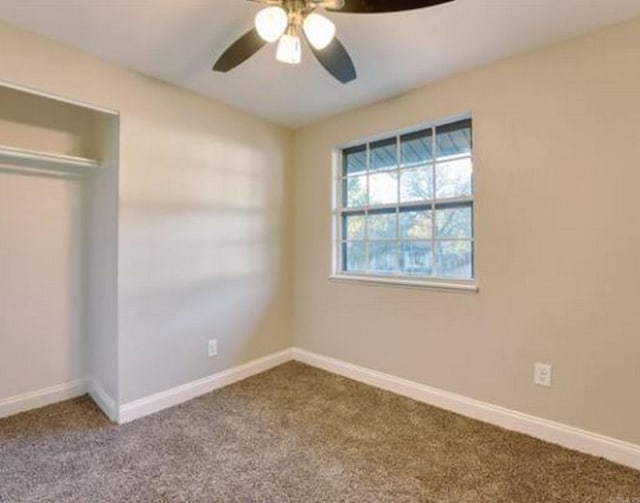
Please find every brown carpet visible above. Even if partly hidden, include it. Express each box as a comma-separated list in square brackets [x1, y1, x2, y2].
[1, 362, 639, 502]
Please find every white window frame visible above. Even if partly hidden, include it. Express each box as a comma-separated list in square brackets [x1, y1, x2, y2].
[330, 114, 478, 293]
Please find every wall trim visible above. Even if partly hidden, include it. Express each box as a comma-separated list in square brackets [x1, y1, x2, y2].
[118, 348, 293, 424]
[0, 379, 87, 419]
[88, 379, 119, 423]
[0, 78, 119, 116]
[292, 347, 640, 471]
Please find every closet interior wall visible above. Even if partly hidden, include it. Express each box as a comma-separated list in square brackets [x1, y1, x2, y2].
[0, 83, 119, 417]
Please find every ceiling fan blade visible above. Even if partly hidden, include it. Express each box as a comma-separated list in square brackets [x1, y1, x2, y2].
[213, 28, 267, 72]
[306, 35, 357, 84]
[328, 0, 455, 14]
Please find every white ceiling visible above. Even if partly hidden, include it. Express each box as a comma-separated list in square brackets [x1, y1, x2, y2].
[0, 0, 639, 127]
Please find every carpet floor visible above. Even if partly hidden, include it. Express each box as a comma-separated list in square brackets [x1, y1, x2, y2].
[1, 362, 639, 502]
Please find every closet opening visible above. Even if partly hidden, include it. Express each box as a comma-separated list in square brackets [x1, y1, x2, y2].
[0, 82, 119, 420]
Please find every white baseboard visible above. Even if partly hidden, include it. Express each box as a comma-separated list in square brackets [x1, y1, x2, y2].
[0, 379, 87, 419]
[88, 379, 119, 423]
[292, 347, 640, 471]
[118, 348, 293, 424]
[3, 347, 638, 472]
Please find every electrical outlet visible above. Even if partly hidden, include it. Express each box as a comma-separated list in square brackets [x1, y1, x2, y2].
[207, 339, 218, 357]
[534, 363, 552, 387]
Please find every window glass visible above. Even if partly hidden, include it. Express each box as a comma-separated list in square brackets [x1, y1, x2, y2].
[344, 241, 367, 272]
[435, 240, 473, 279]
[370, 138, 397, 172]
[338, 117, 474, 283]
[401, 130, 432, 168]
[343, 213, 366, 240]
[367, 212, 397, 240]
[344, 176, 367, 208]
[400, 166, 433, 202]
[343, 145, 367, 175]
[435, 158, 472, 199]
[368, 171, 398, 206]
[400, 241, 433, 276]
[399, 209, 432, 240]
[368, 241, 398, 274]
[436, 119, 471, 159]
[435, 206, 472, 239]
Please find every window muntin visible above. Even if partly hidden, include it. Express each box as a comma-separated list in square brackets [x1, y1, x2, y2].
[336, 118, 474, 283]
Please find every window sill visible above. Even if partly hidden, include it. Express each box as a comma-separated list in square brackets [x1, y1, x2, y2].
[328, 274, 478, 293]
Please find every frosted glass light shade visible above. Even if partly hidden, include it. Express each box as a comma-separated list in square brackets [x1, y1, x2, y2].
[255, 6, 288, 43]
[302, 12, 336, 50]
[276, 34, 301, 64]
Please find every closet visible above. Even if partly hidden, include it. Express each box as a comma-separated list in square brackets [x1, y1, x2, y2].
[0, 82, 119, 419]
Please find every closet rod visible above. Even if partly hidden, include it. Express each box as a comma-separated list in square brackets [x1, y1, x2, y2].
[0, 144, 101, 176]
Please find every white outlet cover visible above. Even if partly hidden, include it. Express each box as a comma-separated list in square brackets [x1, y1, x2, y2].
[207, 339, 218, 357]
[534, 363, 552, 387]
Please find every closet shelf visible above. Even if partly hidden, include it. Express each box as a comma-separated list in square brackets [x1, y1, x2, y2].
[0, 144, 101, 175]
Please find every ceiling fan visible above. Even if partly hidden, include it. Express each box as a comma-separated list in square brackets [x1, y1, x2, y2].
[212, 0, 455, 84]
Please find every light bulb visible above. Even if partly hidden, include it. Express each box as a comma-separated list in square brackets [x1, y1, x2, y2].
[255, 6, 288, 43]
[276, 34, 301, 64]
[302, 12, 336, 50]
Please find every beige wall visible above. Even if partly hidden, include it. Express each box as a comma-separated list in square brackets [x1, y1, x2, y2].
[0, 171, 85, 399]
[0, 85, 100, 158]
[0, 21, 293, 404]
[2, 12, 639, 443]
[293, 18, 640, 445]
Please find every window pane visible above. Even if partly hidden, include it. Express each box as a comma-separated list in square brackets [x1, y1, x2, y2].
[343, 241, 367, 272]
[369, 171, 398, 205]
[339, 119, 473, 283]
[399, 209, 432, 239]
[435, 206, 472, 239]
[344, 175, 367, 208]
[436, 240, 473, 279]
[367, 212, 397, 240]
[343, 213, 365, 240]
[399, 240, 433, 276]
[436, 119, 471, 159]
[368, 241, 398, 274]
[435, 158, 472, 199]
[343, 145, 367, 176]
[370, 138, 397, 172]
[400, 166, 432, 202]
[401, 129, 433, 168]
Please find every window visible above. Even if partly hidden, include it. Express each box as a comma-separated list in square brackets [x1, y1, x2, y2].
[333, 117, 475, 290]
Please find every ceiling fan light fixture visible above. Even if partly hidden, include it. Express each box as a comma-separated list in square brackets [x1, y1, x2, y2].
[254, 6, 288, 43]
[217, 0, 454, 82]
[276, 33, 301, 64]
[302, 12, 336, 50]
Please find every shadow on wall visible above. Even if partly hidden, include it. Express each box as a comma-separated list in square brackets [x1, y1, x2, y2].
[120, 129, 285, 284]
[116, 117, 290, 400]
